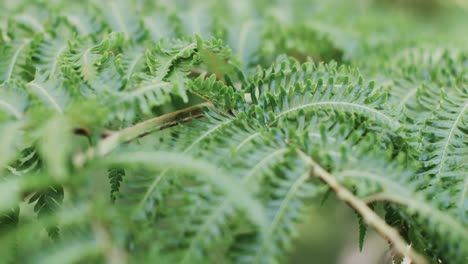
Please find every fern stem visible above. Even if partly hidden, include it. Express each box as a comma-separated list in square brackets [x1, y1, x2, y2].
[73, 102, 214, 167]
[362, 193, 468, 238]
[297, 150, 428, 264]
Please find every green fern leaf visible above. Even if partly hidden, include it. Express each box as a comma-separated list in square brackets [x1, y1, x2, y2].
[0, 81, 28, 119]
[29, 185, 64, 239]
[0, 122, 22, 169]
[420, 85, 468, 222]
[68, 32, 125, 84]
[27, 73, 70, 114]
[98, 0, 145, 41]
[151, 39, 197, 82]
[249, 59, 399, 130]
[108, 167, 125, 202]
[119, 76, 175, 114]
[106, 150, 268, 232]
[33, 35, 69, 78]
[0, 38, 33, 83]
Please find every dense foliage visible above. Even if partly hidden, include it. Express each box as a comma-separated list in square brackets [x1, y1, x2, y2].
[0, 0, 467, 263]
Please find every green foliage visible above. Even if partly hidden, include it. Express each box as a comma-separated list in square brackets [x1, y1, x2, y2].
[0, 0, 467, 263]
[108, 168, 125, 202]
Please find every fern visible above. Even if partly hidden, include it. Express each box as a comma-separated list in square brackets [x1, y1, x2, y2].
[1, 1, 468, 264]
[27, 73, 70, 113]
[28, 185, 64, 239]
[420, 84, 468, 222]
[0, 38, 33, 83]
[108, 167, 125, 202]
[0, 81, 28, 119]
[97, 0, 145, 41]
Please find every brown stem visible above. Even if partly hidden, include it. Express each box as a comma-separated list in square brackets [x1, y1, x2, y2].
[73, 102, 214, 168]
[297, 150, 427, 264]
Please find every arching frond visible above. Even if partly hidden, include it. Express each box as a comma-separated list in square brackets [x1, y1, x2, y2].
[390, 47, 468, 87]
[248, 59, 399, 130]
[150, 39, 197, 82]
[420, 85, 468, 223]
[231, 162, 319, 264]
[178, 139, 290, 263]
[105, 151, 268, 231]
[178, 6, 213, 39]
[0, 81, 28, 119]
[296, 119, 468, 263]
[227, 20, 262, 69]
[33, 35, 69, 78]
[118, 76, 178, 115]
[67, 32, 125, 84]
[97, 0, 145, 41]
[28, 185, 64, 239]
[0, 38, 33, 83]
[120, 46, 146, 82]
[27, 73, 70, 114]
[142, 7, 177, 41]
[188, 74, 247, 110]
[0, 121, 22, 169]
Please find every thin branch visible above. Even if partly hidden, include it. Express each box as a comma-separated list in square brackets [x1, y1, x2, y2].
[73, 102, 214, 168]
[363, 193, 395, 204]
[297, 150, 427, 264]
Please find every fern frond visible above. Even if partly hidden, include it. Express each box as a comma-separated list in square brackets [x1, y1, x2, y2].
[67, 32, 125, 84]
[32, 34, 69, 78]
[0, 121, 22, 169]
[420, 84, 468, 222]
[178, 6, 213, 39]
[76, 53, 124, 108]
[176, 110, 241, 154]
[97, 0, 145, 41]
[108, 167, 125, 202]
[234, 162, 318, 264]
[249, 59, 399, 130]
[188, 74, 247, 110]
[178, 141, 290, 263]
[105, 150, 268, 231]
[391, 47, 468, 86]
[227, 20, 262, 69]
[0, 206, 19, 232]
[0, 38, 33, 83]
[263, 22, 346, 64]
[9, 147, 41, 175]
[389, 79, 429, 119]
[301, 122, 468, 262]
[120, 46, 146, 82]
[0, 81, 28, 119]
[142, 8, 177, 41]
[196, 36, 238, 81]
[150, 39, 197, 82]
[118, 76, 176, 115]
[27, 73, 70, 114]
[10, 4, 49, 35]
[29, 185, 64, 239]
[0, 205, 19, 263]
